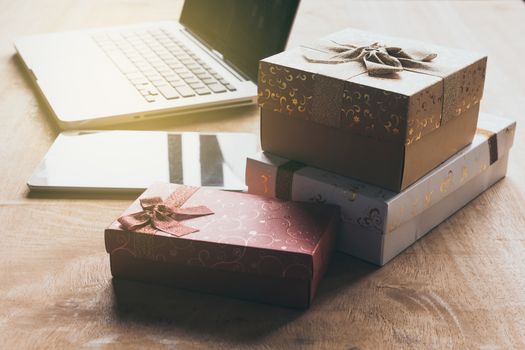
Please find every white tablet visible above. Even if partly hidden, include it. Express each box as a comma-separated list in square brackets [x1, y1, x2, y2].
[28, 130, 258, 192]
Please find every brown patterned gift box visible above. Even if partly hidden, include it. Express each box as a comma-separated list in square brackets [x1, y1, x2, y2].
[105, 182, 340, 308]
[258, 28, 487, 192]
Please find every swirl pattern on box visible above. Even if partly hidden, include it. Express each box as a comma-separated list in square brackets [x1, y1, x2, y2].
[106, 184, 338, 280]
[258, 29, 487, 147]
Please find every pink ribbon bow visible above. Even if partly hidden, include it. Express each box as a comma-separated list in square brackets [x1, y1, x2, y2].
[118, 196, 213, 237]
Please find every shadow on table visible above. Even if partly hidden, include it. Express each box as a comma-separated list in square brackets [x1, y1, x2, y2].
[111, 278, 301, 343]
[110, 252, 377, 344]
[314, 252, 378, 305]
[26, 189, 141, 201]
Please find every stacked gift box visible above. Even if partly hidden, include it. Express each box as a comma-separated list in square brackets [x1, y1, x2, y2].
[248, 28, 516, 265]
[105, 28, 516, 308]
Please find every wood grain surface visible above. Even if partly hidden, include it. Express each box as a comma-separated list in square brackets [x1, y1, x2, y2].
[1, 0, 524, 349]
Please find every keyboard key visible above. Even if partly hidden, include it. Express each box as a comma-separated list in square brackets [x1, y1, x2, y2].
[152, 64, 169, 72]
[163, 73, 178, 81]
[179, 57, 193, 64]
[175, 86, 196, 97]
[190, 67, 206, 74]
[170, 81, 187, 88]
[169, 48, 184, 55]
[167, 77, 183, 83]
[152, 80, 169, 88]
[207, 83, 227, 93]
[225, 84, 237, 91]
[158, 69, 173, 76]
[137, 83, 155, 92]
[189, 82, 205, 89]
[196, 72, 212, 79]
[144, 95, 156, 102]
[183, 77, 199, 84]
[202, 77, 216, 84]
[158, 85, 180, 99]
[148, 76, 164, 83]
[194, 87, 211, 95]
[168, 64, 184, 71]
[140, 87, 158, 96]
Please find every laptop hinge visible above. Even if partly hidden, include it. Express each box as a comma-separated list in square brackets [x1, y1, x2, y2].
[178, 28, 248, 82]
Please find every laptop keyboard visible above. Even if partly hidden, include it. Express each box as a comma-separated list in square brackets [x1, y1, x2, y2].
[92, 28, 236, 103]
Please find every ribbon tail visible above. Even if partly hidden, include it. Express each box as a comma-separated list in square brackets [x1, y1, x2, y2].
[170, 205, 214, 218]
[153, 205, 214, 236]
[331, 47, 366, 61]
[303, 56, 346, 64]
[397, 57, 434, 70]
[153, 218, 199, 237]
[328, 40, 359, 51]
[301, 46, 349, 64]
[387, 46, 437, 62]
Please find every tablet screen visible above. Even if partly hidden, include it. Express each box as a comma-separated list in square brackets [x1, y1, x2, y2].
[28, 131, 257, 192]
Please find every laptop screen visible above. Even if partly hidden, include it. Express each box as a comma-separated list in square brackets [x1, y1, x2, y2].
[180, 0, 300, 81]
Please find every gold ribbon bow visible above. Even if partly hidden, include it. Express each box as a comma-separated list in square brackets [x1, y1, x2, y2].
[303, 41, 437, 76]
[118, 196, 213, 237]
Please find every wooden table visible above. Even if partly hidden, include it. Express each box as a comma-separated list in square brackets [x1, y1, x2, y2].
[1, 1, 524, 348]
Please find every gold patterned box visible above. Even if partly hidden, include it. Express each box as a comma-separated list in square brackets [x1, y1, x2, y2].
[258, 28, 487, 192]
[247, 113, 515, 265]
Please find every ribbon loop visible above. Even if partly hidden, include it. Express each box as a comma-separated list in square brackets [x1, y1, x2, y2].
[140, 196, 163, 210]
[118, 192, 213, 237]
[302, 40, 437, 76]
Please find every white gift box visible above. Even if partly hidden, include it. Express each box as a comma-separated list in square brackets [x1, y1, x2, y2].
[246, 113, 516, 265]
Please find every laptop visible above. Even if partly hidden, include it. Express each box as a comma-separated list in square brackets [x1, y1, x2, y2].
[14, 0, 300, 129]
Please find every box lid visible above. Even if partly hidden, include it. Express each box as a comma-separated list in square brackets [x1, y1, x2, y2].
[247, 113, 515, 235]
[259, 27, 487, 146]
[105, 183, 339, 281]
